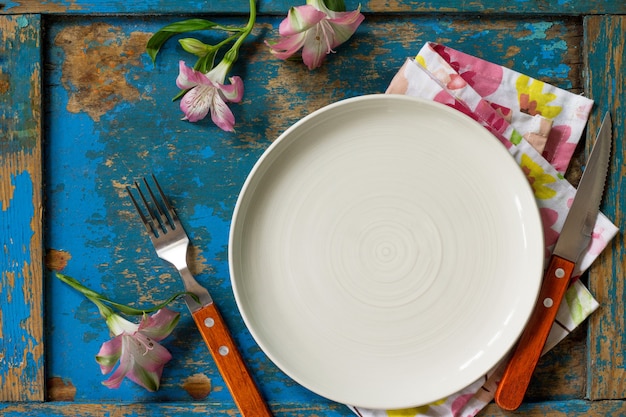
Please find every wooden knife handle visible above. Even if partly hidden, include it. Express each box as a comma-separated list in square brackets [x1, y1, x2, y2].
[494, 255, 575, 411]
[192, 302, 273, 417]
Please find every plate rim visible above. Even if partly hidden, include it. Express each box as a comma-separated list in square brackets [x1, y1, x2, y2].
[228, 94, 544, 409]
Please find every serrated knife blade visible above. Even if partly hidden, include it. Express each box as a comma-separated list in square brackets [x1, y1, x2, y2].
[495, 112, 612, 411]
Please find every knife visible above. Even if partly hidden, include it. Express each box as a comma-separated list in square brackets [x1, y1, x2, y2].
[494, 112, 612, 411]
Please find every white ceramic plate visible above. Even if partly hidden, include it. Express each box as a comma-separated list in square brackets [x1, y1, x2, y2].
[229, 95, 544, 409]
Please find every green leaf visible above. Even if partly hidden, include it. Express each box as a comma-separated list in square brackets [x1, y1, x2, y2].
[323, 0, 346, 12]
[156, 18, 224, 33]
[172, 88, 189, 102]
[146, 18, 228, 64]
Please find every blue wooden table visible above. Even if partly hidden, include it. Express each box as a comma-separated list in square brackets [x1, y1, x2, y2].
[1, 1, 625, 416]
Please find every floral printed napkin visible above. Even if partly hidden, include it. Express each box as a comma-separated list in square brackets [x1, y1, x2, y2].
[348, 42, 618, 417]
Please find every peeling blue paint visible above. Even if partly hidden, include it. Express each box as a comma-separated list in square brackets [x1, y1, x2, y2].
[469, 30, 491, 39]
[0, 171, 39, 383]
[36, 12, 588, 409]
[518, 21, 553, 41]
[16, 15, 29, 28]
[2, 0, 626, 14]
[538, 40, 568, 61]
[537, 64, 573, 88]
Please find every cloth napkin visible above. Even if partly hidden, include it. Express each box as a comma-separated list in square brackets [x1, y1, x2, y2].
[348, 42, 619, 417]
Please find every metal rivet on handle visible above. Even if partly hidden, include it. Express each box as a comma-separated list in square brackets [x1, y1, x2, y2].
[555, 268, 565, 278]
[219, 346, 229, 356]
[543, 298, 554, 308]
[204, 317, 215, 328]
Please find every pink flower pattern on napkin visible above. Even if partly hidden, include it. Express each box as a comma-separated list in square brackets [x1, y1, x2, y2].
[353, 42, 619, 417]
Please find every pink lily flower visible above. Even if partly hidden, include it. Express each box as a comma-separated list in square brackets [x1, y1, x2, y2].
[95, 308, 180, 392]
[266, 0, 364, 70]
[176, 60, 244, 131]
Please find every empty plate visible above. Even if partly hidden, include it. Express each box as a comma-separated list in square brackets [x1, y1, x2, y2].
[229, 94, 543, 409]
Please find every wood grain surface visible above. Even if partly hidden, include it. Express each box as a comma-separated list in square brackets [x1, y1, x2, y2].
[1, 4, 625, 417]
[0, 13, 44, 402]
[584, 14, 626, 402]
[0, 0, 625, 15]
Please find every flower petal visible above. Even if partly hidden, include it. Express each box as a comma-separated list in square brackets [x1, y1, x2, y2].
[210, 94, 237, 132]
[118, 332, 172, 391]
[205, 59, 231, 84]
[328, 8, 364, 47]
[96, 335, 123, 374]
[106, 313, 139, 337]
[180, 85, 213, 123]
[138, 308, 180, 342]
[220, 76, 244, 103]
[280, 5, 326, 36]
[131, 335, 173, 373]
[126, 363, 161, 392]
[176, 60, 211, 90]
[265, 33, 307, 60]
[301, 25, 331, 70]
[102, 363, 131, 389]
[101, 337, 133, 389]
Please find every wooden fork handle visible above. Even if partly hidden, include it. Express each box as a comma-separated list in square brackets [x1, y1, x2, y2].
[192, 302, 273, 417]
[495, 255, 575, 411]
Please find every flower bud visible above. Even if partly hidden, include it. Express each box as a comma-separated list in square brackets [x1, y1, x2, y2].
[179, 38, 212, 56]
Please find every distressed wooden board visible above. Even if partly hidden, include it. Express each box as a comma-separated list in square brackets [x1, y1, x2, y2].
[0, 402, 353, 416]
[526, 325, 587, 400]
[0, 14, 44, 402]
[480, 399, 626, 416]
[584, 15, 626, 401]
[1, 398, 626, 416]
[1, 7, 623, 417]
[34, 16, 590, 412]
[1, 0, 626, 15]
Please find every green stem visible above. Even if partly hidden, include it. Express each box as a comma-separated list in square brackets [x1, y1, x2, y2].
[56, 273, 109, 301]
[104, 291, 197, 316]
[87, 294, 115, 319]
[193, 32, 241, 72]
[224, 0, 256, 65]
[55, 272, 197, 317]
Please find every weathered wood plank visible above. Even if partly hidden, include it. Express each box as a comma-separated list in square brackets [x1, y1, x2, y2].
[0, 6, 616, 416]
[0, 0, 625, 16]
[26, 16, 582, 416]
[527, 325, 587, 400]
[0, 401, 354, 416]
[0, 398, 624, 416]
[38, 15, 588, 409]
[0, 14, 44, 401]
[583, 14, 626, 401]
[479, 399, 626, 416]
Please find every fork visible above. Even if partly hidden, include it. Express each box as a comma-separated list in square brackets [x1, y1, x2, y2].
[127, 174, 272, 417]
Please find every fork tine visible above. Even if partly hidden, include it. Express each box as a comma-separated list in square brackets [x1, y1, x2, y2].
[151, 173, 179, 225]
[138, 180, 166, 232]
[126, 184, 157, 235]
[127, 177, 165, 236]
[143, 176, 175, 231]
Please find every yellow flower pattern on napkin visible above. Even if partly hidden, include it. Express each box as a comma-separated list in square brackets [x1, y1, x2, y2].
[520, 153, 557, 199]
[515, 75, 561, 118]
[416, 55, 427, 68]
[387, 398, 447, 416]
